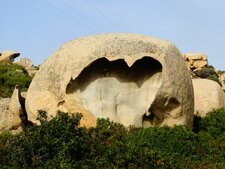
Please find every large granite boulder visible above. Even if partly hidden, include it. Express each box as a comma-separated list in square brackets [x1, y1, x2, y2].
[193, 79, 225, 117]
[26, 34, 194, 127]
[0, 51, 20, 64]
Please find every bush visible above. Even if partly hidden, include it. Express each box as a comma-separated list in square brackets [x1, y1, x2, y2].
[194, 66, 222, 86]
[194, 66, 217, 78]
[0, 63, 32, 97]
[1, 109, 225, 168]
[199, 108, 225, 138]
[0, 111, 92, 168]
[0, 131, 13, 149]
[194, 66, 221, 84]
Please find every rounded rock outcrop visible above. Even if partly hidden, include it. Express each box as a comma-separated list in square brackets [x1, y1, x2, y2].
[25, 34, 194, 127]
[0, 51, 20, 63]
[193, 79, 225, 117]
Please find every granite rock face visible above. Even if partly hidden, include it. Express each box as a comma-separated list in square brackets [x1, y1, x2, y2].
[183, 53, 208, 71]
[25, 34, 194, 127]
[0, 51, 20, 63]
[0, 87, 24, 133]
[219, 73, 225, 91]
[193, 79, 225, 117]
[14, 58, 38, 76]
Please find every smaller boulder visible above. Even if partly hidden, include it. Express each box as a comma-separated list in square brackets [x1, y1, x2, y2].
[193, 79, 225, 117]
[183, 53, 208, 71]
[0, 51, 20, 64]
[0, 86, 24, 133]
[9, 85, 25, 118]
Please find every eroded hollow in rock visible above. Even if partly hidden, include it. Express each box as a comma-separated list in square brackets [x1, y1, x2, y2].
[66, 57, 163, 127]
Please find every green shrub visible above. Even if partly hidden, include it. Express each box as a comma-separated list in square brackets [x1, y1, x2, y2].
[0, 111, 91, 168]
[194, 66, 222, 86]
[195, 66, 217, 78]
[0, 131, 13, 149]
[0, 63, 32, 97]
[1, 109, 225, 168]
[199, 108, 225, 138]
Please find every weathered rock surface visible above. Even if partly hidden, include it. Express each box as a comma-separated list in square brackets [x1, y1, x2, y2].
[0, 51, 20, 63]
[26, 34, 194, 127]
[183, 53, 208, 71]
[193, 79, 225, 117]
[0, 87, 24, 132]
[219, 73, 225, 90]
[14, 58, 38, 76]
[0, 98, 10, 114]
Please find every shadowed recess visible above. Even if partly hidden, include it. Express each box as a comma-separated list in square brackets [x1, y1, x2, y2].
[67, 56, 162, 93]
[64, 56, 163, 127]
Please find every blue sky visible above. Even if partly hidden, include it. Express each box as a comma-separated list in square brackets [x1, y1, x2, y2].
[1, 0, 225, 70]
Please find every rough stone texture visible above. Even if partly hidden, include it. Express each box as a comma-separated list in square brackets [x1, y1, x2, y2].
[26, 34, 194, 127]
[9, 86, 25, 119]
[0, 87, 24, 132]
[193, 79, 225, 117]
[0, 98, 10, 114]
[14, 58, 38, 76]
[0, 51, 20, 63]
[219, 73, 225, 91]
[183, 53, 208, 71]
[0, 98, 11, 131]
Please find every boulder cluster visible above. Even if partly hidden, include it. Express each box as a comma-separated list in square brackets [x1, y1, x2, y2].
[0, 34, 225, 133]
[183, 53, 225, 117]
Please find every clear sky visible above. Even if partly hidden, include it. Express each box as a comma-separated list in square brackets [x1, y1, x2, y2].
[1, 0, 225, 70]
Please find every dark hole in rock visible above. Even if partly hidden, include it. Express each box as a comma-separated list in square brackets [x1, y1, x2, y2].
[9, 53, 20, 62]
[66, 56, 163, 126]
[142, 97, 180, 127]
[67, 57, 162, 92]
[192, 115, 202, 133]
[143, 112, 156, 126]
[166, 97, 180, 111]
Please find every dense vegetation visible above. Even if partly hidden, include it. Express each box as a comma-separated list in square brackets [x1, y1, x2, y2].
[1, 109, 225, 168]
[0, 63, 32, 97]
[194, 66, 222, 86]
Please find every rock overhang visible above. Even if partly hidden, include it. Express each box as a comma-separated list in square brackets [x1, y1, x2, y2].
[0, 51, 20, 63]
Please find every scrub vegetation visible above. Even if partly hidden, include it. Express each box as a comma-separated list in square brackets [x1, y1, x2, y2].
[0, 64, 32, 98]
[1, 108, 225, 168]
